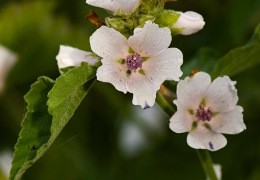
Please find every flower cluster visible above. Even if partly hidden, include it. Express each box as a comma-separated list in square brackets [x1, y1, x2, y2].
[55, 0, 245, 151]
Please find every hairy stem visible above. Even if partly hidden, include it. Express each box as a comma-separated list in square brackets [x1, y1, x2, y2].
[156, 91, 175, 116]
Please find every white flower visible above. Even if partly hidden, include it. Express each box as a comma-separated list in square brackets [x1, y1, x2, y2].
[56, 45, 100, 69]
[169, 72, 246, 151]
[86, 0, 141, 14]
[90, 21, 183, 108]
[0, 45, 17, 93]
[174, 11, 205, 35]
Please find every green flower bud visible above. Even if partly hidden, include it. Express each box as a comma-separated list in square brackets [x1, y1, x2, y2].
[139, 0, 165, 16]
[105, 17, 137, 35]
[138, 14, 156, 27]
[155, 10, 183, 35]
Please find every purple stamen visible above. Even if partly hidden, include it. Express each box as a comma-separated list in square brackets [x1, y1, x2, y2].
[196, 105, 212, 121]
[126, 53, 143, 71]
[209, 142, 214, 150]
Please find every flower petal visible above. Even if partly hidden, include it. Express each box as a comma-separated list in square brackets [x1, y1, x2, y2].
[206, 76, 238, 112]
[90, 26, 129, 60]
[86, 0, 140, 14]
[169, 103, 192, 133]
[177, 72, 211, 109]
[187, 130, 227, 151]
[56, 45, 100, 69]
[211, 106, 246, 134]
[128, 21, 172, 57]
[174, 11, 205, 35]
[126, 73, 157, 109]
[96, 59, 128, 93]
[142, 48, 183, 86]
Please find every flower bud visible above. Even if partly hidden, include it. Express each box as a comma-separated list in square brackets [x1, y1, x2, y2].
[56, 45, 100, 69]
[174, 11, 205, 35]
[139, 0, 164, 16]
[105, 17, 136, 35]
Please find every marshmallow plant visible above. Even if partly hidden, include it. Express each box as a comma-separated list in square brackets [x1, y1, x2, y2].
[10, 0, 250, 180]
[0, 45, 17, 94]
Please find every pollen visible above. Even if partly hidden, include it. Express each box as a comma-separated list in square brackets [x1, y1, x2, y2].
[195, 105, 212, 121]
[126, 53, 143, 72]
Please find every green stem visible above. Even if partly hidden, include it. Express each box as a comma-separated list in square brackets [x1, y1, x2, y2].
[156, 92, 218, 180]
[155, 92, 175, 116]
[197, 150, 218, 180]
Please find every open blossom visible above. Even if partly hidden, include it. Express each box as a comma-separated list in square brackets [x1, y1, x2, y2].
[56, 45, 100, 69]
[86, 0, 141, 14]
[173, 11, 205, 35]
[169, 72, 246, 151]
[0, 45, 17, 93]
[90, 21, 183, 108]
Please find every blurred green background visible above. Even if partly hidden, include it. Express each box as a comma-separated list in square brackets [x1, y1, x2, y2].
[0, 0, 259, 179]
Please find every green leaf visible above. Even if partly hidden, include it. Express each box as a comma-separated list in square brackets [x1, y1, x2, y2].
[59, 66, 75, 74]
[10, 77, 54, 180]
[47, 63, 96, 144]
[211, 24, 260, 78]
[10, 63, 96, 179]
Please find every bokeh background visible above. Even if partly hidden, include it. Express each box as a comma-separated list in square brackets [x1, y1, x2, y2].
[0, 0, 259, 179]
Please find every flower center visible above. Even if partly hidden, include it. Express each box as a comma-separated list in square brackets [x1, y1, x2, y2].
[126, 53, 143, 71]
[195, 105, 212, 121]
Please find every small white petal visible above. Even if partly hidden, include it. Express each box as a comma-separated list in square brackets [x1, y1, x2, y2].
[90, 26, 129, 60]
[126, 73, 157, 109]
[206, 76, 238, 112]
[211, 106, 246, 134]
[174, 11, 205, 35]
[0, 45, 17, 93]
[86, 0, 140, 14]
[177, 72, 211, 109]
[143, 48, 183, 86]
[128, 21, 172, 57]
[97, 59, 128, 93]
[187, 130, 227, 151]
[169, 104, 192, 133]
[56, 45, 100, 69]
